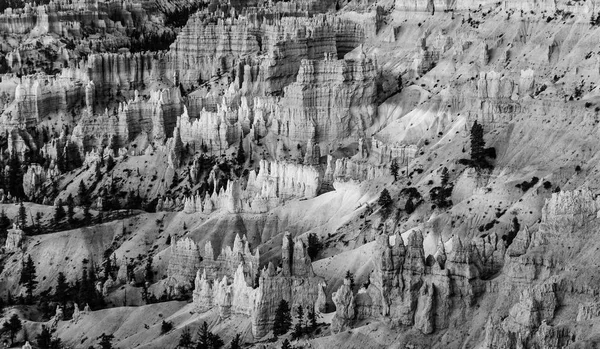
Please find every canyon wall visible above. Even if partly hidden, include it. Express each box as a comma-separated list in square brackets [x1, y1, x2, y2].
[182, 159, 321, 214]
[192, 231, 326, 338]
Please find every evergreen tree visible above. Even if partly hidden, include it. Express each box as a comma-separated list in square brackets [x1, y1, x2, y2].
[306, 233, 322, 261]
[36, 325, 52, 349]
[2, 313, 22, 345]
[229, 333, 241, 349]
[102, 252, 113, 281]
[307, 308, 317, 331]
[273, 299, 292, 337]
[378, 189, 393, 218]
[178, 327, 193, 348]
[390, 159, 399, 182]
[7, 154, 23, 199]
[144, 255, 154, 284]
[54, 199, 66, 224]
[35, 212, 43, 232]
[83, 205, 92, 223]
[292, 305, 304, 339]
[470, 120, 486, 168]
[78, 180, 88, 206]
[195, 321, 210, 349]
[405, 198, 416, 214]
[98, 333, 114, 349]
[345, 270, 355, 290]
[55, 272, 68, 307]
[209, 333, 224, 349]
[18, 201, 26, 227]
[19, 254, 37, 304]
[67, 194, 75, 224]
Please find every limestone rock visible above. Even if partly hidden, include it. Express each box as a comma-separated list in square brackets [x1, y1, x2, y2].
[166, 237, 202, 291]
[193, 231, 326, 338]
[413, 281, 435, 334]
[331, 277, 355, 333]
[5, 223, 24, 251]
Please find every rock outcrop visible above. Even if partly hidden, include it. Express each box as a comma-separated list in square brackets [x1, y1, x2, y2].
[183, 159, 321, 214]
[338, 230, 486, 333]
[193, 231, 326, 338]
[4, 223, 24, 251]
[331, 277, 355, 333]
[168, 12, 365, 93]
[166, 237, 202, 290]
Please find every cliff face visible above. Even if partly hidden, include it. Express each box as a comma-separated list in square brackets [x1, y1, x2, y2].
[168, 12, 365, 93]
[332, 228, 508, 335]
[193, 231, 326, 338]
[200, 234, 259, 286]
[270, 53, 377, 146]
[0, 74, 85, 128]
[182, 159, 321, 214]
[166, 237, 202, 290]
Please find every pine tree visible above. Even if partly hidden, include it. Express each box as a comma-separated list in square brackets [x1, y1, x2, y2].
[196, 321, 210, 349]
[55, 272, 68, 307]
[78, 180, 88, 206]
[306, 233, 322, 261]
[54, 199, 66, 224]
[273, 299, 292, 337]
[378, 189, 393, 219]
[390, 159, 399, 182]
[19, 254, 37, 304]
[178, 327, 193, 348]
[307, 307, 317, 330]
[83, 205, 92, 223]
[345, 270, 355, 290]
[7, 154, 23, 199]
[36, 325, 52, 349]
[3, 313, 22, 345]
[405, 198, 416, 214]
[292, 305, 304, 339]
[67, 194, 75, 224]
[35, 211, 43, 232]
[144, 255, 154, 284]
[470, 120, 486, 168]
[18, 201, 26, 227]
[209, 333, 224, 349]
[229, 333, 241, 349]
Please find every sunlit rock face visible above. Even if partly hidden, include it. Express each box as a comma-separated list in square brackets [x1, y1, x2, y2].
[168, 11, 365, 93]
[193, 232, 326, 338]
[166, 237, 202, 290]
[182, 159, 321, 214]
[269, 53, 377, 146]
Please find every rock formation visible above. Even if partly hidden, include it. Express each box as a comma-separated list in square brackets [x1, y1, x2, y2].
[166, 237, 202, 291]
[183, 159, 321, 214]
[193, 231, 326, 338]
[4, 223, 24, 251]
[331, 277, 355, 333]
